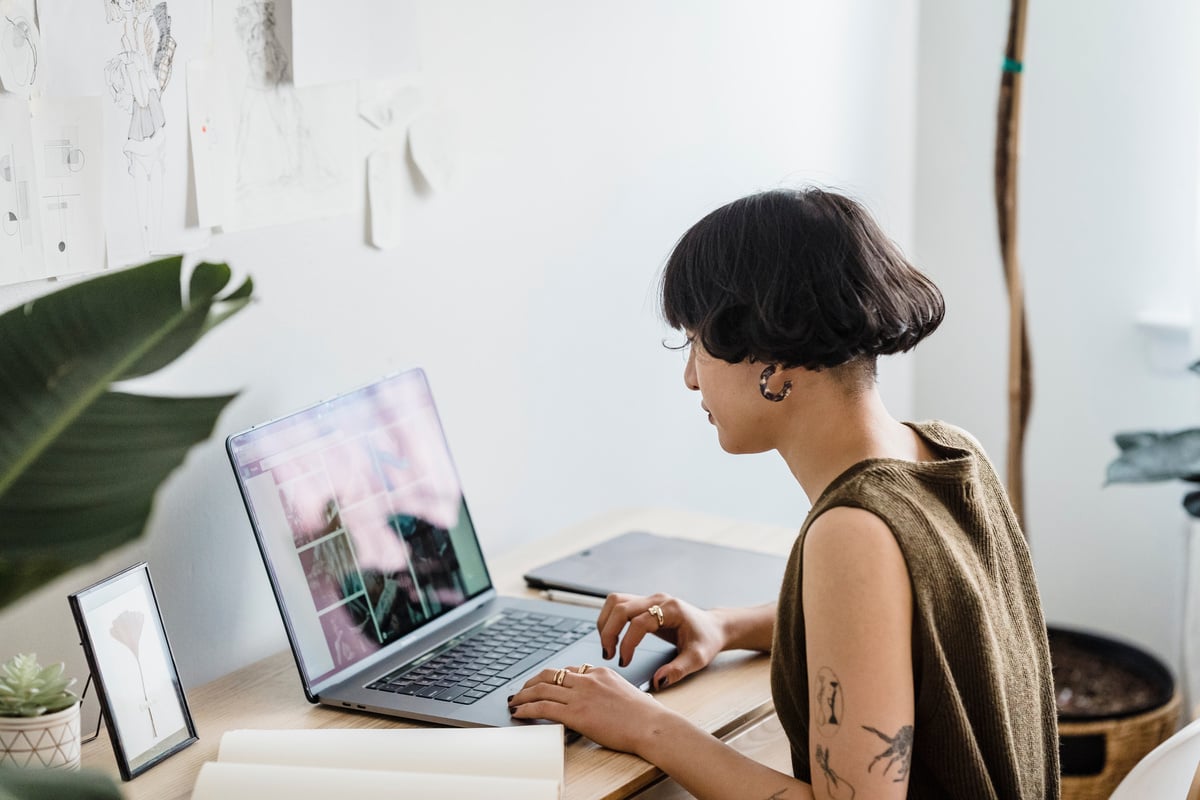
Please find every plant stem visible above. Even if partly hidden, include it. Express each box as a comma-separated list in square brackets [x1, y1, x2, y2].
[135, 656, 158, 738]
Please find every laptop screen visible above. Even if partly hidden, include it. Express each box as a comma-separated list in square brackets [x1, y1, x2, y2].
[227, 369, 493, 688]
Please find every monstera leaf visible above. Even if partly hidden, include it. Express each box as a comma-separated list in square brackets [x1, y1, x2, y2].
[1103, 359, 1200, 518]
[0, 767, 122, 800]
[1105, 429, 1200, 485]
[0, 256, 252, 609]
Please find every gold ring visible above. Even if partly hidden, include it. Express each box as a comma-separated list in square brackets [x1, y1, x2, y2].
[578, 663, 593, 675]
[553, 667, 567, 686]
[647, 604, 664, 629]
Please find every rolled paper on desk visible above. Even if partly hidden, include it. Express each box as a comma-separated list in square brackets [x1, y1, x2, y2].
[192, 762, 560, 800]
[216, 724, 564, 783]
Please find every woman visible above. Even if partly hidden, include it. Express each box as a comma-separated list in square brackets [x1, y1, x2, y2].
[509, 188, 1060, 799]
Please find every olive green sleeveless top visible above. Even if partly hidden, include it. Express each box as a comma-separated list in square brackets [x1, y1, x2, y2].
[770, 421, 1060, 799]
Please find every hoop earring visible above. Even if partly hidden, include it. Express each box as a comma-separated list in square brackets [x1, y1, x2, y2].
[759, 364, 792, 402]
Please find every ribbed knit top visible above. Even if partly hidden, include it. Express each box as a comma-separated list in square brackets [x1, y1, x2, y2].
[770, 421, 1060, 799]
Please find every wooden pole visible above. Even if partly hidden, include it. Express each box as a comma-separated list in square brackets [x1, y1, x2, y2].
[994, 0, 1032, 535]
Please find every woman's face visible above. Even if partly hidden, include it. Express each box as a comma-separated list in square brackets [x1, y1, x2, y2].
[682, 334, 781, 455]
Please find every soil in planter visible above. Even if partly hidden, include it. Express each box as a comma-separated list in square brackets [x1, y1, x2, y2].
[1051, 635, 1161, 718]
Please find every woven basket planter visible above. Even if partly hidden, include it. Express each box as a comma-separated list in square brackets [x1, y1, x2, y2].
[1053, 627, 1180, 800]
[0, 703, 81, 770]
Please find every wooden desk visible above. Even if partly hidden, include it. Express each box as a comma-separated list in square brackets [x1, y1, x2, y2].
[81, 508, 797, 799]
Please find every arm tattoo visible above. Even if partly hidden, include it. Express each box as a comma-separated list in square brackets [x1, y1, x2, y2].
[862, 724, 914, 782]
[815, 666, 844, 737]
[815, 744, 857, 799]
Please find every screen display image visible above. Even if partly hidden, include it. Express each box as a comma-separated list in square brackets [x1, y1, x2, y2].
[228, 370, 492, 686]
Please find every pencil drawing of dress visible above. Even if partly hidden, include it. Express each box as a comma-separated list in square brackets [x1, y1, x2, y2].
[103, 0, 176, 253]
[210, 0, 353, 231]
[234, 0, 329, 194]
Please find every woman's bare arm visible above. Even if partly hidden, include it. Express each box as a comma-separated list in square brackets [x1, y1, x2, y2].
[803, 506, 915, 800]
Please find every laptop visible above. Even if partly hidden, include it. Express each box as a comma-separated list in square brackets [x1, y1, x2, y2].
[226, 368, 674, 727]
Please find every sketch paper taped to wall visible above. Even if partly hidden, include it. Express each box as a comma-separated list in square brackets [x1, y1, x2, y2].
[367, 141, 406, 250]
[408, 107, 455, 193]
[358, 78, 423, 131]
[0, 0, 43, 98]
[36, 0, 211, 268]
[206, 0, 356, 232]
[0, 95, 45, 284]
[290, 0, 420, 88]
[29, 96, 106, 278]
[0, 94, 104, 286]
[185, 58, 233, 228]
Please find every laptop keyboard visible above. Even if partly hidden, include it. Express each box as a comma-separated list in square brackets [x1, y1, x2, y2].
[367, 610, 595, 704]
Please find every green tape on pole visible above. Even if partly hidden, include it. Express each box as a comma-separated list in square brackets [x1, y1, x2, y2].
[1003, 57, 1024, 73]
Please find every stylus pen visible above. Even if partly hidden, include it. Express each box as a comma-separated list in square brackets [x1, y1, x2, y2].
[540, 589, 607, 609]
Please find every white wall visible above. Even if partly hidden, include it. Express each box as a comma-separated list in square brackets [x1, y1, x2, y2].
[0, 0, 919, 719]
[915, 0, 1200, 683]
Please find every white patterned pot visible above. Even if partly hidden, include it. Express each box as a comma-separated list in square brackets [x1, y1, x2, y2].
[0, 702, 81, 770]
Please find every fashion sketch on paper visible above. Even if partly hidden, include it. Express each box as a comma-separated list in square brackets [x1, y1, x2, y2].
[103, 0, 177, 254]
[233, 0, 332, 196]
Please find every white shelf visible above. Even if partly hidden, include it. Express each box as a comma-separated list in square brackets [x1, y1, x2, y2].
[1135, 309, 1194, 373]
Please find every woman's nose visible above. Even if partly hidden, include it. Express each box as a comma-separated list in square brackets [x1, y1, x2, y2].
[683, 348, 699, 391]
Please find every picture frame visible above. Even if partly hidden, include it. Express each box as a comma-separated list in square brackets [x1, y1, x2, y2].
[68, 562, 198, 781]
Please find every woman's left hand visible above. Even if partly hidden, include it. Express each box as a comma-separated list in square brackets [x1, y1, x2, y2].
[508, 664, 670, 755]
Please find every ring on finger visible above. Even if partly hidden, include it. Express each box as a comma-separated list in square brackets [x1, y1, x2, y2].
[577, 663, 593, 675]
[647, 604, 664, 629]
[553, 667, 568, 686]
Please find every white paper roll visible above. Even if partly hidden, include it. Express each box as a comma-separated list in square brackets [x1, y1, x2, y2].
[193, 761, 560, 800]
[216, 725, 564, 784]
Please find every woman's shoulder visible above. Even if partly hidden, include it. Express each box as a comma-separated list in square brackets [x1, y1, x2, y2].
[908, 419, 988, 456]
[816, 421, 983, 498]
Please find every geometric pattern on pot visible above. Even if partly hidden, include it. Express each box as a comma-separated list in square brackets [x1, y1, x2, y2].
[0, 705, 82, 769]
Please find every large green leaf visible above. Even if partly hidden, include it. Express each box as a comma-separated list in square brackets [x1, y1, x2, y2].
[0, 768, 121, 800]
[0, 257, 253, 609]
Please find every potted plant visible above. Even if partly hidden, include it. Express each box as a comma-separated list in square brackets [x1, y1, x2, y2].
[0, 654, 81, 770]
[0, 256, 252, 798]
[1028, 359, 1200, 798]
[1102, 360, 1200, 715]
[1104, 359, 1200, 510]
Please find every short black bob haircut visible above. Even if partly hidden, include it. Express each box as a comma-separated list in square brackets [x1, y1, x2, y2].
[660, 187, 945, 371]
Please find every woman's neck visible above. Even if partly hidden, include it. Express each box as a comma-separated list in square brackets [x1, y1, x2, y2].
[775, 382, 930, 505]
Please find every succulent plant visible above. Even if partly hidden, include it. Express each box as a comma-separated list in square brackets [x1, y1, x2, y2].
[0, 653, 78, 717]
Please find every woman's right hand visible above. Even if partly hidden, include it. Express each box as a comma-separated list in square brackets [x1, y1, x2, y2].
[596, 593, 727, 691]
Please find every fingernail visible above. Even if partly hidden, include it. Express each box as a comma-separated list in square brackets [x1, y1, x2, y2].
[508, 706, 516, 715]
[657, 676, 670, 690]
[603, 647, 610, 660]
[619, 656, 627, 668]
[506, 694, 514, 702]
